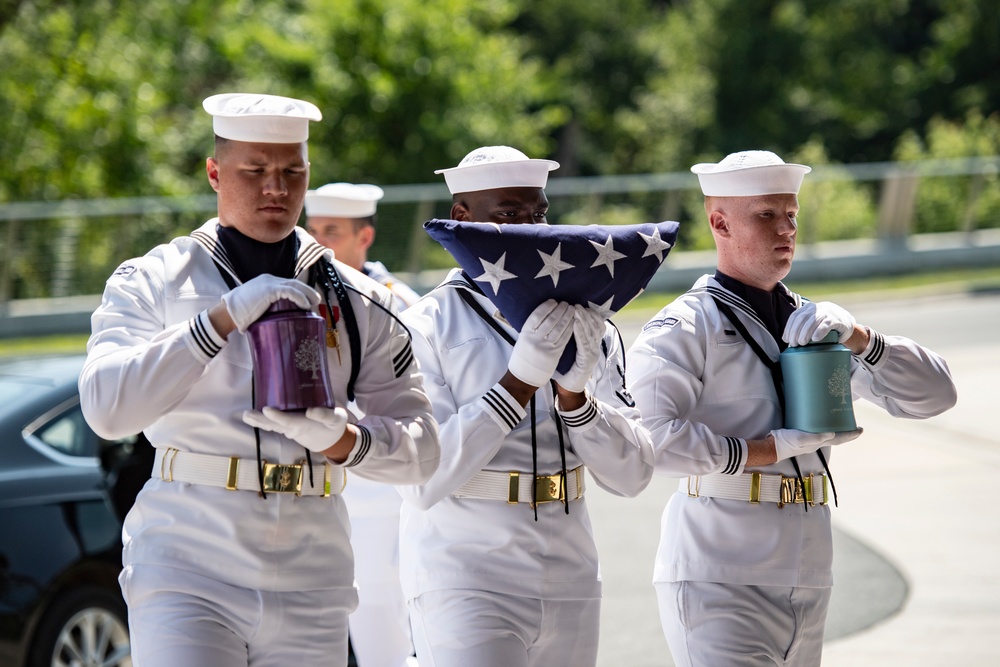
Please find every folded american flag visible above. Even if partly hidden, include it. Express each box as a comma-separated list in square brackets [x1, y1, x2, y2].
[424, 218, 681, 373]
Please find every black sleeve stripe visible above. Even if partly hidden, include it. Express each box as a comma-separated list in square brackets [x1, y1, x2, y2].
[346, 426, 372, 467]
[190, 315, 222, 358]
[863, 329, 886, 365]
[483, 388, 520, 430]
[722, 436, 743, 475]
[561, 398, 599, 428]
[392, 341, 414, 377]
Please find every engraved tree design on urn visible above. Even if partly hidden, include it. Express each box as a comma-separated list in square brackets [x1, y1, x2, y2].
[295, 338, 325, 379]
[828, 367, 852, 405]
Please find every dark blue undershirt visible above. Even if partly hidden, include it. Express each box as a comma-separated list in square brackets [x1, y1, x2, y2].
[714, 270, 797, 352]
[217, 225, 298, 282]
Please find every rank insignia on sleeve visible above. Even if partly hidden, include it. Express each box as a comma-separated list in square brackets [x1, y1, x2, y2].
[391, 335, 414, 378]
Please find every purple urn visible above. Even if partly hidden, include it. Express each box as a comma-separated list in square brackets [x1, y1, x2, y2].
[246, 298, 336, 412]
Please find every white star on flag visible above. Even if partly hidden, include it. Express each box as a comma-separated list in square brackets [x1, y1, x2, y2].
[535, 243, 575, 287]
[639, 227, 673, 262]
[474, 252, 518, 295]
[589, 235, 627, 277]
[587, 296, 615, 319]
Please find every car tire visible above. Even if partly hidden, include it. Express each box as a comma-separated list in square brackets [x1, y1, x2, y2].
[26, 586, 131, 667]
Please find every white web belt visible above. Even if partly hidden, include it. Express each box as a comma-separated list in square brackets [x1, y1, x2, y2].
[453, 466, 586, 506]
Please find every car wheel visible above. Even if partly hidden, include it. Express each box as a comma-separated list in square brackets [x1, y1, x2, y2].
[27, 586, 131, 667]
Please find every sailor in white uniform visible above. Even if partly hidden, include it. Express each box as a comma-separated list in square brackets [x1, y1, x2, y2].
[626, 150, 957, 666]
[305, 182, 420, 310]
[79, 94, 440, 667]
[305, 182, 420, 667]
[397, 146, 655, 667]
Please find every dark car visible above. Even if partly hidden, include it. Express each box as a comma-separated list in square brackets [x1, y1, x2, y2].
[0, 354, 151, 667]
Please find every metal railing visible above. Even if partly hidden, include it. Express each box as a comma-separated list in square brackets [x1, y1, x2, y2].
[1, 157, 998, 335]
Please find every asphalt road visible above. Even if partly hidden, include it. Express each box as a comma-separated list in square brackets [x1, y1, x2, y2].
[589, 287, 998, 666]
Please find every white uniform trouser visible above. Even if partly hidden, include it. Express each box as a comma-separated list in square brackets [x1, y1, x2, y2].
[408, 589, 600, 667]
[348, 513, 414, 667]
[656, 581, 831, 667]
[120, 563, 352, 667]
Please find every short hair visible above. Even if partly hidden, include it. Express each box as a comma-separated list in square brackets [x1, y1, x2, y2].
[351, 214, 377, 231]
[214, 135, 230, 157]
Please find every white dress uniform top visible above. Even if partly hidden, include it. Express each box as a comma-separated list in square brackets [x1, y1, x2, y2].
[627, 274, 957, 587]
[81, 221, 439, 592]
[398, 270, 653, 601]
[79, 94, 439, 667]
[625, 150, 957, 666]
[399, 145, 653, 667]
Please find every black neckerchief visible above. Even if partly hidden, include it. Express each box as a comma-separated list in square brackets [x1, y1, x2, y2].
[217, 224, 298, 282]
[714, 271, 797, 352]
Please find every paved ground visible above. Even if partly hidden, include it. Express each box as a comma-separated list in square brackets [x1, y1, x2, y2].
[589, 288, 1000, 666]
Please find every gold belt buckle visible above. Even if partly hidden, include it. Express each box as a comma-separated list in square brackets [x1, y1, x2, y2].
[507, 471, 566, 507]
[261, 461, 304, 494]
[779, 476, 804, 507]
[533, 473, 564, 506]
[779, 474, 821, 507]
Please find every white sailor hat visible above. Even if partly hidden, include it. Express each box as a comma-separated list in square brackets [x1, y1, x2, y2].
[434, 145, 560, 195]
[203, 93, 322, 144]
[691, 150, 811, 197]
[305, 183, 385, 218]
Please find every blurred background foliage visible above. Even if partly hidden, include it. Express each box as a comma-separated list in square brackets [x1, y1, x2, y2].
[1, 0, 999, 293]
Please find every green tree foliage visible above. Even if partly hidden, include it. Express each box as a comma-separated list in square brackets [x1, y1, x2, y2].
[609, 0, 999, 168]
[894, 110, 1000, 232]
[0, 0, 563, 295]
[0, 0, 561, 201]
[510, 0, 659, 176]
[221, 0, 565, 185]
[612, 0, 719, 174]
[1, 0, 998, 299]
[792, 141, 878, 243]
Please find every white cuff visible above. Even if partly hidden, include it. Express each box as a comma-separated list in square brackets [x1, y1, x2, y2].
[480, 383, 527, 432]
[558, 392, 601, 432]
[858, 327, 887, 368]
[343, 425, 372, 467]
[185, 310, 227, 363]
[721, 436, 747, 475]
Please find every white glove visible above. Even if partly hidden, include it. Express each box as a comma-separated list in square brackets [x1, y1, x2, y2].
[222, 274, 321, 333]
[242, 406, 349, 453]
[554, 305, 605, 393]
[508, 299, 575, 387]
[771, 428, 863, 462]
[782, 301, 857, 347]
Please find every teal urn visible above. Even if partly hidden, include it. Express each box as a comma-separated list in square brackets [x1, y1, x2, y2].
[779, 330, 857, 433]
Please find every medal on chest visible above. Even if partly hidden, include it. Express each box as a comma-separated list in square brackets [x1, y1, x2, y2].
[318, 303, 342, 364]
